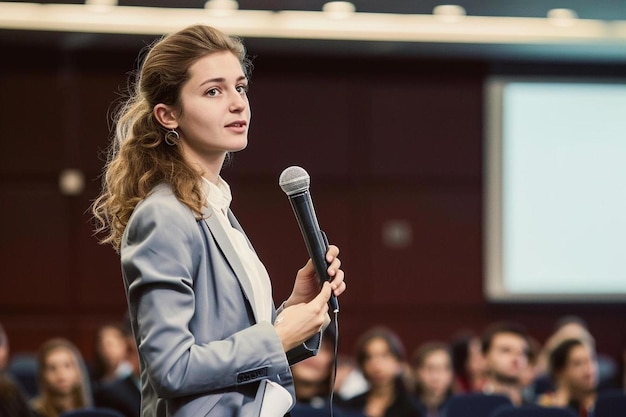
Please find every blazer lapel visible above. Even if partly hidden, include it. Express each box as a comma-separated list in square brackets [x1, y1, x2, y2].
[200, 206, 260, 324]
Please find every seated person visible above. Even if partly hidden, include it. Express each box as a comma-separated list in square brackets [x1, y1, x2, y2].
[30, 338, 92, 417]
[410, 342, 454, 417]
[537, 338, 597, 417]
[480, 321, 531, 406]
[292, 327, 336, 408]
[341, 326, 422, 417]
[93, 317, 140, 417]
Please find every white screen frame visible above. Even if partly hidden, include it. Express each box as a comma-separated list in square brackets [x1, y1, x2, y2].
[484, 76, 626, 303]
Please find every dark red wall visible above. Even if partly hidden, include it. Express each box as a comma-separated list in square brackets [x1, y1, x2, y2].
[1, 44, 624, 377]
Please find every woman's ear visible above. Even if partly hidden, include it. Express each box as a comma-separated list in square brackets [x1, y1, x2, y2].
[153, 104, 178, 129]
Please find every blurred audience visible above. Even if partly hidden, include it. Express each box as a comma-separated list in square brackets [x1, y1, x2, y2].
[30, 338, 92, 417]
[480, 321, 531, 406]
[0, 323, 8, 373]
[520, 335, 542, 403]
[535, 316, 617, 394]
[0, 372, 34, 417]
[93, 317, 140, 417]
[1, 314, 623, 417]
[450, 330, 486, 393]
[410, 342, 454, 417]
[292, 326, 336, 408]
[341, 326, 422, 417]
[335, 354, 369, 401]
[537, 338, 598, 416]
[91, 322, 132, 386]
[2, 322, 38, 400]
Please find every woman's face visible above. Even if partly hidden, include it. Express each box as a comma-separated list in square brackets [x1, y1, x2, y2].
[97, 326, 127, 369]
[416, 350, 453, 397]
[362, 337, 401, 388]
[44, 348, 81, 395]
[467, 337, 486, 378]
[175, 51, 250, 167]
[560, 344, 598, 393]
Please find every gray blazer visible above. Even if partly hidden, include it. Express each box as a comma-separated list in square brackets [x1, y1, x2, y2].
[120, 183, 320, 417]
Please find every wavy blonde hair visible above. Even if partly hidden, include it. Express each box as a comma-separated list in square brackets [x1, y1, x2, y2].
[92, 25, 251, 252]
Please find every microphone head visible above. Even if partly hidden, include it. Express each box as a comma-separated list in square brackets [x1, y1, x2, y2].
[279, 166, 310, 196]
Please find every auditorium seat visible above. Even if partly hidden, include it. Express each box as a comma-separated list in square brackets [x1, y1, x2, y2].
[593, 390, 626, 417]
[490, 405, 577, 417]
[6, 353, 38, 399]
[443, 393, 512, 417]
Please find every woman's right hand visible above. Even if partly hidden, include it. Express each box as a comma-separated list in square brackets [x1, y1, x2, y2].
[274, 282, 332, 352]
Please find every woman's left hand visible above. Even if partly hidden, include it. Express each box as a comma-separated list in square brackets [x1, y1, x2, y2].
[285, 244, 346, 307]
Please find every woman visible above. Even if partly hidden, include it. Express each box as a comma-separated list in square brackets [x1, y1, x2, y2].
[0, 322, 8, 373]
[30, 338, 92, 417]
[410, 343, 453, 417]
[341, 327, 422, 417]
[449, 331, 486, 393]
[537, 338, 598, 417]
[92, 24, 346, 416]
[91, 322, 132, 385]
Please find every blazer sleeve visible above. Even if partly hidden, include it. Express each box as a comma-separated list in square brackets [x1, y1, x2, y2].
[275, 302, 322, 365]
[121, 194, 291, 399]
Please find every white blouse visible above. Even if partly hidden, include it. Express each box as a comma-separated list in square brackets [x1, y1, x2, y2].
[201, 176, 274, 324]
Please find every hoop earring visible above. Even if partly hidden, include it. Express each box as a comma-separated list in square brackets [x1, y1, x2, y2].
[164, 129, 180, 146]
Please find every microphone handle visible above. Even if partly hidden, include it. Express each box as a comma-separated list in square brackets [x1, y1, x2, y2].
[290, 192, 340, 313]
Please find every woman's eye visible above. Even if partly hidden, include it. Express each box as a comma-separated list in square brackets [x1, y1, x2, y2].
[206, 88, 220, 97]
[236, 84, 249, 94]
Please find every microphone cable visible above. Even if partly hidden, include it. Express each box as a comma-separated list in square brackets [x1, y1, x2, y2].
[328, 310, 339, 417]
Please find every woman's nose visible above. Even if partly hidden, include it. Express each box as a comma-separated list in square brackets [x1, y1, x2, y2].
[230, 91, 246, 112]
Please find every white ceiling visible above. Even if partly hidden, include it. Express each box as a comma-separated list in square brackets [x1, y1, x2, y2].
[1, 1, 625, 63]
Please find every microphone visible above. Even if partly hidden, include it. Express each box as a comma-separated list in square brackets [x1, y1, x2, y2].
[279, 166, 339, 313]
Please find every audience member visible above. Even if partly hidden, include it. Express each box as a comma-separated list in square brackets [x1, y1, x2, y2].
[93, 318, 140, 417]
[537, 338, 598, 416]
[0, 372, 34, 417]
[410, 342, 454, 417]
[520, 335, 542, 403]
[335, 354, 369, 401]
[480, 321, 531, 406]
[292, 326, 336, 408]
[450, 330, 486, 393]
[535, 316, 617, 392]
[3, 322, 40, 400]
[341, 326, 422, 417]
[30, 338, 92, 417]
[91, 322, 132, 385]
[0, 323, 8, 373]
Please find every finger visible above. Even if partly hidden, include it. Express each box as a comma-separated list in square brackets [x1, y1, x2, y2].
[325, 245, 339, 262]
[312, 282, 332, 307]
[327, 257, 341, 276]
[329, 265, 344, 285]
[333, 277, 346, 296]
[330, 270, 345, 292]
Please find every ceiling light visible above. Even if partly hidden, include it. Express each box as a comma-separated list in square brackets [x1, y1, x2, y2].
[85, 0, 117, 13]
[547, 8, 578, 27]
[322, 1, 356, 19]
[204, 0, 239, 16]
[433, 5, 466, 23]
